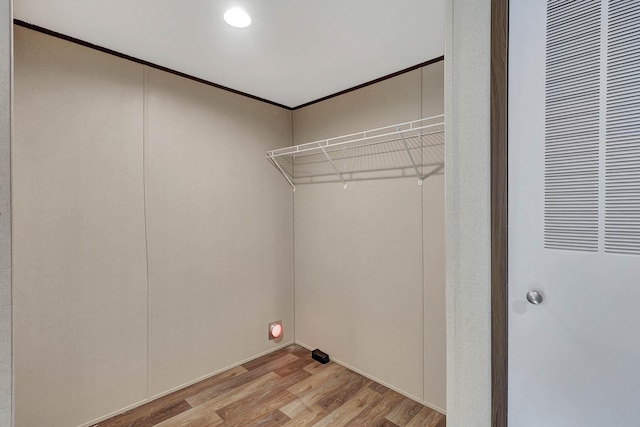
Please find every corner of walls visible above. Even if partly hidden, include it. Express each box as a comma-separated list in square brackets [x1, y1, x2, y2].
[12, 27, 295, 426]
[291, 63, 445, 411]
[143, 67, 294, 397]
[290, 108, 296, 345]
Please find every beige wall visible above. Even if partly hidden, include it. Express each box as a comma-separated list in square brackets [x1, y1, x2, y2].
[423, 173, 446, 409]
[145, 68, 293, 397]
[13, 27, 148, 427]
[445, 0, 492, 425]
[0, 1, 12, 425]
[12, 27, 293, 426]
[292, 61, 446, 411]
[293, 70, 422, 142]
[421, 63, 447, 410]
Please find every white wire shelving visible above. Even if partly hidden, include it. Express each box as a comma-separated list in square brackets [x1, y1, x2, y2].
[266, 115, 445, 191]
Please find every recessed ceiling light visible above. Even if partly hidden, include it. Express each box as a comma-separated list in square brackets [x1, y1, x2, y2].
[224, 8, 251, 28]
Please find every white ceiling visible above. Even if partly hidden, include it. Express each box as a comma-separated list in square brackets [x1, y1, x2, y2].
[14, 0, 445, 108]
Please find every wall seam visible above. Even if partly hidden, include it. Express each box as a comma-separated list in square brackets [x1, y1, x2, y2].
[10, 8, 14, 422]
[142, 65, 151, 399]
[421, 67, 426, 403]
[291, 109, 296, 343]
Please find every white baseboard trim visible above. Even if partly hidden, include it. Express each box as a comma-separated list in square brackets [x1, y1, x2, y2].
[78, 341, 295, 427]
[294, 340, 446, 416]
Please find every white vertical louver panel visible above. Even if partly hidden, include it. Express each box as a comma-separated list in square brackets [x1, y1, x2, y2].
[545, 0, 601, 251]
[605, 0, 640, 255]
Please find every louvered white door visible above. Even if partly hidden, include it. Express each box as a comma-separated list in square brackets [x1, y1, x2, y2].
[509, 1, 640, 426]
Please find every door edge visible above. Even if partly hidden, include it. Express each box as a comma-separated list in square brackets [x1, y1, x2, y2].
[491, 0, 509, 425]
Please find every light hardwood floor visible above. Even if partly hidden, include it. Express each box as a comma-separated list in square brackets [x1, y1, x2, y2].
[93, 344, 445, 426]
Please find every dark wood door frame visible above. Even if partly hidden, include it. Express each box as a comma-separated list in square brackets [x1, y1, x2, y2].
[491, 0, 509, 425]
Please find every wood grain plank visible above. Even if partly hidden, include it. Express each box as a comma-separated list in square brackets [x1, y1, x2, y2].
[280, 398, 310, 419]
[242, 348, 297, 371]
[187, 353, 299, 406]
[215, 369, 311, 420]
[248, 409, 290, 427]
[93, 399, 191, 427]
[282, 344, 311, 359]
[281, 405, 327, 427]
[315, 372, 371, 413]
[405, 406, 444, 427]
[153, 407, 223, 427]
[368, 382, 390, 394]
[186, 372, 280, 409]
[273, 357, 314, 378]
[311, 386, 382, 427]
[287, 364, 352, 407]
[434, 414, 447, 427]
[424, 411, 444, 427]
[221, 389, 298, 427]
[383, 396, 425, 426]
[343, 389, 405, 426]
[302, 361, 332, 375]
[92, 366, 247, 427]
[288, 363, 344, 397]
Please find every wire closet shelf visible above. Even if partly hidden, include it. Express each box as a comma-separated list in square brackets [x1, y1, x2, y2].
[267, 115, 444, 191]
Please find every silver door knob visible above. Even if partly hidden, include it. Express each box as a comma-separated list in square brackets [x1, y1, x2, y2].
[526, 290, 544, 305]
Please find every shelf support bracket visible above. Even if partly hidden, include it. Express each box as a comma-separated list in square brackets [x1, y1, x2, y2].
[399, 131, 424, 185]
[268, 154, 296, 192]
[319, 145, 347, 189]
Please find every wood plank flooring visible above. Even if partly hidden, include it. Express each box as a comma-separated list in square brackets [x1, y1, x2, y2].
[93, 345, 445, 427]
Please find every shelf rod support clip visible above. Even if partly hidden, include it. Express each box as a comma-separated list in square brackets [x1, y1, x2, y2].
[399, 130, 424, 186]
[319, 144, 347, 189]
